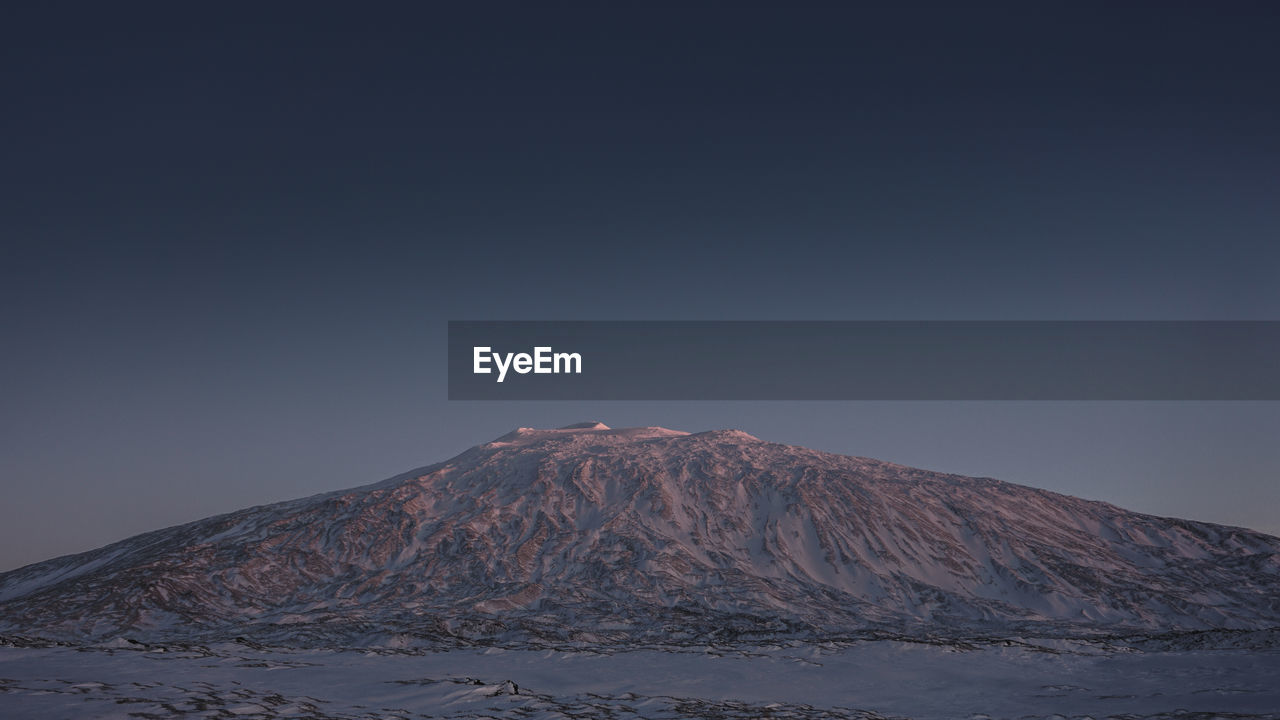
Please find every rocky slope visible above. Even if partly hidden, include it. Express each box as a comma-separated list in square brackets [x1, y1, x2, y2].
[2, 423, 1277, 646]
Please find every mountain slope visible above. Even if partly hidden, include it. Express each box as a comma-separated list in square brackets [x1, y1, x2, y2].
[2, 423, 1278, 646]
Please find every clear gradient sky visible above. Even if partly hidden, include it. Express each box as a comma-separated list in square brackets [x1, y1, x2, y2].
[3, 2, 1278, 571]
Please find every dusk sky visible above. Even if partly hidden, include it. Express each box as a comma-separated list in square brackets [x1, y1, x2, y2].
[3, 2, 1278, 571]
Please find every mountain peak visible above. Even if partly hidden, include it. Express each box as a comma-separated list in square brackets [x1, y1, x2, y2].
[690, 428, 761, 442]
[3, 423, 1278, 647]
[487, 423, 689, 446]
[558, 421, 610, 430]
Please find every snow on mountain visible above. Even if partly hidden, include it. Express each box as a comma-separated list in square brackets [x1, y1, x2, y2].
[2, 423, 1277, 646]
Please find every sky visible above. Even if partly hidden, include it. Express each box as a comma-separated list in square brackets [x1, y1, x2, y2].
[2, 2, 1278, 571]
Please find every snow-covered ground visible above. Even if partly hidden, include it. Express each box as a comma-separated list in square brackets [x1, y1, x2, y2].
[2, 639, 1278, 719]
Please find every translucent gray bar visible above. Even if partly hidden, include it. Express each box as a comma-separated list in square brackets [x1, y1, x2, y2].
[448, 321, 1280, 400]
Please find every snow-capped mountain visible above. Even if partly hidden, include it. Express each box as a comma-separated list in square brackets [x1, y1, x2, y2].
[2, 423, 1277, 646]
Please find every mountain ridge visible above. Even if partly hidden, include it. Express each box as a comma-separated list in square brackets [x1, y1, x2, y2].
[2, 424, 1277, 647]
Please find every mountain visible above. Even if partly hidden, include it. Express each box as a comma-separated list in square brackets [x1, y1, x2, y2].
[2, 423, 1278, 647]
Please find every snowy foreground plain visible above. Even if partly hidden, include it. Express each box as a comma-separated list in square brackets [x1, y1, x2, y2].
[2, 637, 1279, 720]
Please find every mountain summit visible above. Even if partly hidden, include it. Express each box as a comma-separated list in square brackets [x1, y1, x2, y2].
[2, 425, 1277, 646]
